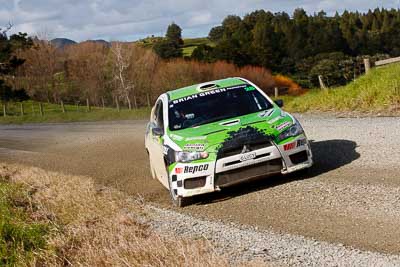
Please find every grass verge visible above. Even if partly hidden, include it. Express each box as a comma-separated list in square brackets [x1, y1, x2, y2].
[0, 163, 233, 266]
[0, 173, 51, 266]
[280, 63, 400, 114]
[0, 101, 150, 124]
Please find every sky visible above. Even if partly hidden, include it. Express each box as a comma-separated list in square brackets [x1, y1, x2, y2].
[1, 0, 399, 42]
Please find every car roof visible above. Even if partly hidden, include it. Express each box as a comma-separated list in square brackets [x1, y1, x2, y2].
[166, 77, 247, 101]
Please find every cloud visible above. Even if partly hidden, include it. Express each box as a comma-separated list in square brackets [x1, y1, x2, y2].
[1, 0, 399, 41]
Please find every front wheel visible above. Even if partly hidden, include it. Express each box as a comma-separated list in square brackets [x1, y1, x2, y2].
[168, 173, 191, 207]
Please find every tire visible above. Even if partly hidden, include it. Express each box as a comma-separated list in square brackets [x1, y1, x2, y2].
[168, 172, 191, 207]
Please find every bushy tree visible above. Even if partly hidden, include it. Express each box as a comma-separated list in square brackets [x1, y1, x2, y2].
[191, 44, 214, 62]
[208, 26, 224, 42]
[0, 25, 32, 103]
[166, 23, 183, 45]
[153, 40, 182, 59]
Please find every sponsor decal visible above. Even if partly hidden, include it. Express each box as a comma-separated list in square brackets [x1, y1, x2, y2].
[186, 136, 207, 141]
[276, 121, 291, 131]
[258, 109, 274, 118]
[297, 139, 307, 147]
[176, 164, 209, 174]
[240, 152, 257, 162]
[245, 85, 256, 91]
[284, 142, 296, 151]
[185, 113, 195, 119]
[267, 115, 283, 124]
[183, 143, 205, 151]
[171, 85, 247, 104]
[170, 134, 184, 141]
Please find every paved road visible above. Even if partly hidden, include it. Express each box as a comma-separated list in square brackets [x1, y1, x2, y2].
[1, 115, 400, 255]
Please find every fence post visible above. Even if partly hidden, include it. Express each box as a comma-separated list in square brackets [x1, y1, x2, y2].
[61, 100, 66, 113]
[101, 97, 105, 110]
[86, 98, 91, 112]
[318, 75, 327, 89]
[115, 96, 120, 112]
[274, 87, 279, 98]
[31, 103, 35, 116]
[20, 102, 24, 116]
[146, 93, 151, 107]
[2, 102, 6, 117]
[133, 95, 137, 109]
[364, 58, 371, 74]
[39, 102, 44, 116]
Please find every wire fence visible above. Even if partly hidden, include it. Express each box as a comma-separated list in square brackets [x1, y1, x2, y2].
[0, 100, 135, 117]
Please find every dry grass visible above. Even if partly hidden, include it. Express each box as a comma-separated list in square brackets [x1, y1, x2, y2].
[0, 163, 231, 266]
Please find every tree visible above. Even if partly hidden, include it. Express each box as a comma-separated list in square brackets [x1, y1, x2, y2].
[110, 42, 136, 109]
[0, 24, 32, 107]
[64, 42, 109, 105]
[191, 44, 214, 62]
[221, 15, 242, 38]
[153, 23, 184, 59]
[208, 26, 224, 42]
[17, 39, 59, 102]
[166, 23, 183, 45]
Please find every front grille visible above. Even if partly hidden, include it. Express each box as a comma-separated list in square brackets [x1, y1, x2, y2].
[215, 158, 282, 187]
[184, 176, 207, 189]
[289, 151, 308, 164]
[218, 140, 272, 158]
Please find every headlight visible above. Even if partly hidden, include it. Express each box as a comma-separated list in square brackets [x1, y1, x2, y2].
[278, 120, 304, 141]
[175, 151, 209, 163]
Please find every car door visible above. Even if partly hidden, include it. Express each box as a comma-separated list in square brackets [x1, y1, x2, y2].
[148, 99, 169, 188]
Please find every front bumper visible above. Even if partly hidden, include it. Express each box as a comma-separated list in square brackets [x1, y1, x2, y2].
[170, 135, 313, 198]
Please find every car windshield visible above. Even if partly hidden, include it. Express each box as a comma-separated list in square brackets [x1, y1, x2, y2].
[168, 84, 273, 131]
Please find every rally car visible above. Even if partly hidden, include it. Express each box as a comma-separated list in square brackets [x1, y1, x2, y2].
[145, 77, 313, 207]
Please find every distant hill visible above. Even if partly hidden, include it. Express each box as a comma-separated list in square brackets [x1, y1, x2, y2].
[50, 37, 210, 54]
[50, 38, 77, 49]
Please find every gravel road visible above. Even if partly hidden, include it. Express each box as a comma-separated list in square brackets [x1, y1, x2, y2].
[1, 115, 400, 265]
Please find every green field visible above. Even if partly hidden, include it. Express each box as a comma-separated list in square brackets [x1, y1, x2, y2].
[136, 37, 213, 57]
[182, 37, 214, 57]
[281, 63, 400, 113]
[0, 101, 150, 124]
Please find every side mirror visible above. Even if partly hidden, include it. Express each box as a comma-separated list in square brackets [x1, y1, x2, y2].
[275, 99, 284, 108]
[152, 127, 164, 137]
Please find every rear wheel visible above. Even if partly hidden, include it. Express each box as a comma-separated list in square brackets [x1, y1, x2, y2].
[168, 173, 190, 207]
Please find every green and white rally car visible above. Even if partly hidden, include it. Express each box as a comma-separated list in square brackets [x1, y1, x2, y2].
[145, 77, 313, 207]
